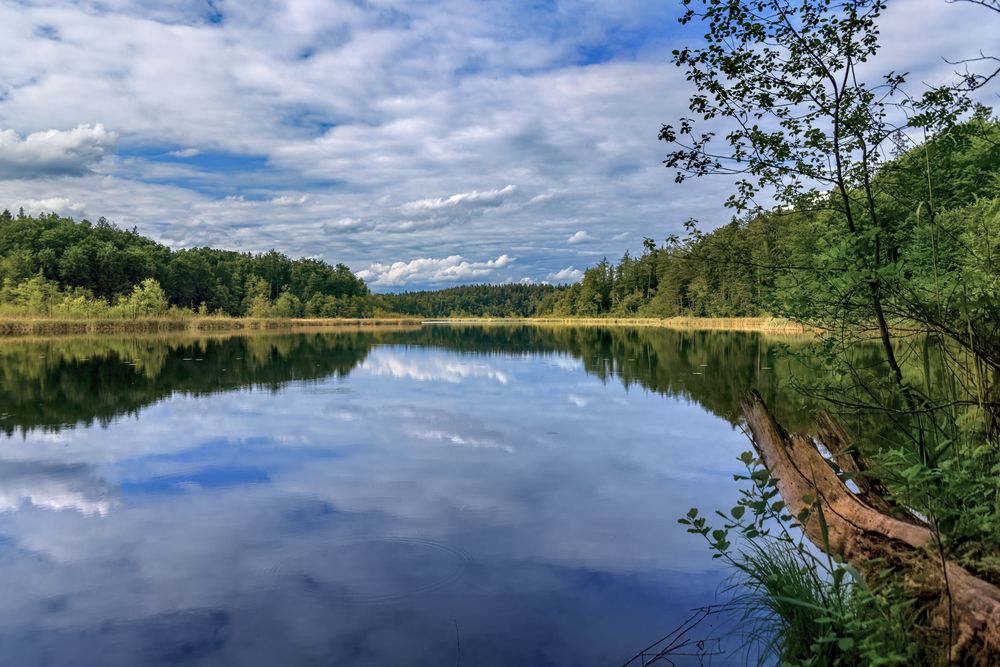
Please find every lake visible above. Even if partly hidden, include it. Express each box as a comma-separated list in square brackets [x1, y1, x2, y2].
[0, 325, 810, 666]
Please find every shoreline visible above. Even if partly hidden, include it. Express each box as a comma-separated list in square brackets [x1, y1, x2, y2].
[0, 315, 809, 337]
[425, 316, 810, 333]
[0, 316, 423, 337]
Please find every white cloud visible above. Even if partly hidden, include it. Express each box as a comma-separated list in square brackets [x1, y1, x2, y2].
[168, 148, 200, 158]
[270, 194, 309, 205]
[322, 217, 371, 233]
[566, 230, 593, 244]
[546, 266, 583, 283]
[399, 185, 517, 215]
[0, 0, 991, 285]
[0, 125, 117, 179]
[356, 254, 514, 287]
[19, 197, 87, 216]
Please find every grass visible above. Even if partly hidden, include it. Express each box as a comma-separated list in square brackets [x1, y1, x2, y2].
[0, 316, 423, 337]
[429, 316, 811, 333]
[729, 539, 916, 666]
[0, 314, 810, 337]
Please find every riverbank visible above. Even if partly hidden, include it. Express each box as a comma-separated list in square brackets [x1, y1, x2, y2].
[0, 315, 810, 337]
[427, 316, 811, 333]
[0, 316, 423, 337]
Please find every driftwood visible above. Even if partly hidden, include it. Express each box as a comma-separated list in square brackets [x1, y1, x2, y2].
[741, 390, 1000, 665]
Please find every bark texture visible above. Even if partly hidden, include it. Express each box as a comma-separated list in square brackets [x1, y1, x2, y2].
[741, 390, 1000, 666]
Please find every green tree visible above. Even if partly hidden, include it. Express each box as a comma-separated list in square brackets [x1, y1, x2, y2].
[119, 278, 169, 318]
[242, 275, 273, 317]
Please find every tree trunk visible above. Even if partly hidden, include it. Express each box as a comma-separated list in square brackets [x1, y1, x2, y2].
[741, 390, 1000, 665]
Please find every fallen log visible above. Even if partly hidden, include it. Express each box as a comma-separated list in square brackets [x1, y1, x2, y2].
[740, 390, 1000, 665]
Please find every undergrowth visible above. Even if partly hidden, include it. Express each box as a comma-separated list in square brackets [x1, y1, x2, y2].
[681, 452, 920, 666]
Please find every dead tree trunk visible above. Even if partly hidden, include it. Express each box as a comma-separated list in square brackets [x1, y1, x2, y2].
[741, 390, 1000, 665]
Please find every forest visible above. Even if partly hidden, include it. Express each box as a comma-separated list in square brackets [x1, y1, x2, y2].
[540, 113, 1000, 320]
[0, 210, 370, 319]
[0, 208, 570, 320]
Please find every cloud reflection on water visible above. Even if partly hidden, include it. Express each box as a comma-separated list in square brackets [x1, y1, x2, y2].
[361, 349, 512, 384]
[0, 331, 755, 666]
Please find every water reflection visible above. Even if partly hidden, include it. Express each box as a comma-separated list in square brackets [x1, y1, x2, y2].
[0, 326, 806, 666]
[0, 325, 809, 436]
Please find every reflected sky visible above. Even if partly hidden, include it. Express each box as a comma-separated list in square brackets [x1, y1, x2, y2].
[0, 329, 763, 666]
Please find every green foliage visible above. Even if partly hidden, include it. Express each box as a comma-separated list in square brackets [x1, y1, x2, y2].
[0, 212, 368, 317]
[118, 278, 169, 318]
[537, 117, 1000, 321]
[659, 0, 1000, 661]
[880, 438, 1000, 559]
[0, 276, 112, 318]
[681, 454, 919, 666]
[0, 212, 568, 319]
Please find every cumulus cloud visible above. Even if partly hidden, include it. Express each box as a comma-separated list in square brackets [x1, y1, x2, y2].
[399, 185, 517, 216]
[566, 230, 593, 244]
[19, 197, 87, 216]
[381, 185, 523, 232]
[0, 0, 991, 285]
[356, 254, 514, 288]
[546, 267, 583, 283]
[0, 125, 117, 179]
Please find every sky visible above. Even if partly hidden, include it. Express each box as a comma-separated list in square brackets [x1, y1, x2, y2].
[0, 0, 995, 290]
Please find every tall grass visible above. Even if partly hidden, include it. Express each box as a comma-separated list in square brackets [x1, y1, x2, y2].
[682, 453, 921, 666]
[434, 316, 811, 333]
[731, 539, 915, 666]
[0, 316, 422, 337]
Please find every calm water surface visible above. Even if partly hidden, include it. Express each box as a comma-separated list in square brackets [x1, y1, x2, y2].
[0, 325, 809, 666]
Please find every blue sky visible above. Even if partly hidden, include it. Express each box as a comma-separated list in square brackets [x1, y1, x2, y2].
[0, 0, 994, 290]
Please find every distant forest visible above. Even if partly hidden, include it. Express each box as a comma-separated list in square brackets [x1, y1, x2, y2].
[0, 210, 562, 319]
[0, 115, 997, 320]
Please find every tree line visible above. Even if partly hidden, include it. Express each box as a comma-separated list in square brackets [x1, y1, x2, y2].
[539, 113, 1000, 320]
[0, 210, 370, 318]
[0, 209, 572, 319]
[370, 283, 560, 318]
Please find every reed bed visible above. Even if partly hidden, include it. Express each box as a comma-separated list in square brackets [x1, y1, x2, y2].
[0, 316, 422, 337]
[425, 316, 811, 333]
[0, 314, 809, 338]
